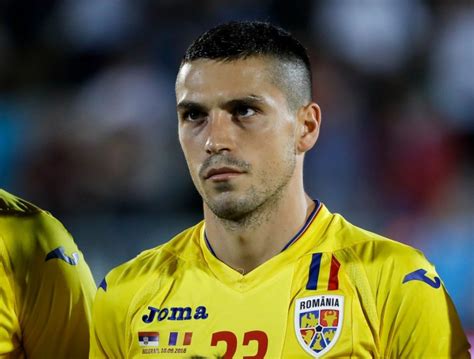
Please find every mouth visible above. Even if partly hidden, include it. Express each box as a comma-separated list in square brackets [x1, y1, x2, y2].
[204, 167, 245, 181]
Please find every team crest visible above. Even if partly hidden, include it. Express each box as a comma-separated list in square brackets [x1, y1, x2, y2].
[294, 295, 344, 357]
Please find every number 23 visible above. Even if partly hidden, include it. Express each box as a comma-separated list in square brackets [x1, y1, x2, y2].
[211, 330, 268, 359]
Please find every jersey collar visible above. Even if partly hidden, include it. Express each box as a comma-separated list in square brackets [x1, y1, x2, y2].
[204, 200, 321, 259]
[200, 201, 330, 289]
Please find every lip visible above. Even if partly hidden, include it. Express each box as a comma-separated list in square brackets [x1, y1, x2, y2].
[204, 167, 244, 181]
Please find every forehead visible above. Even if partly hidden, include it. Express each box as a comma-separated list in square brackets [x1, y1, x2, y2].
[175, 58, 286, 105]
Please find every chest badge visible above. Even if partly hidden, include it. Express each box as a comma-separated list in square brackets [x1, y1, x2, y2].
[294, 295, 344, 357]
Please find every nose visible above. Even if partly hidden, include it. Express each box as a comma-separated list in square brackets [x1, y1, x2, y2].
[205, 110, 234, 154]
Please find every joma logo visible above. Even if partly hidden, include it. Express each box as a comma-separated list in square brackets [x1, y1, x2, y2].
[142, 305, 209, 323]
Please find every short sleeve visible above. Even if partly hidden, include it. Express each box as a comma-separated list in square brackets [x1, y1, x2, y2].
[12, 212, 96, 358]
[377, 246, 470, 358]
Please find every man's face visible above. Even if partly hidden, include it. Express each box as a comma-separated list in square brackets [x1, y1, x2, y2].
[176, 57, 300, 221]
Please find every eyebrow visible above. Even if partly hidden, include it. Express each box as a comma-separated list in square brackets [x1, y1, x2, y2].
[225, 95, 266, 108]
[176, 101, 207, 112]
[176, 95, 266, 111]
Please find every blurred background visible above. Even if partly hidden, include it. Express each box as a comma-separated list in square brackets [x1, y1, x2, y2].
[0, 0, 473, 338]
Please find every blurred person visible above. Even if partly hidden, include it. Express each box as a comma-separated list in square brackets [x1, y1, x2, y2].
[0, 189, 96, 358]
[311, 0, 430, 75]
[429, 7, 474, 129]
[25, 63, 179, 213]
[91, 21, 469, 358]
[380, 97, 459, 212]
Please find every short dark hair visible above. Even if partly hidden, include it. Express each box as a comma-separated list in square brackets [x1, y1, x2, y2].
[182, 21, 313, 111]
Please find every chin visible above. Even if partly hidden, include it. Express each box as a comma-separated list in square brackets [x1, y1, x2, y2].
[208, 199, 243, 221]
[206, 192, 261, 222]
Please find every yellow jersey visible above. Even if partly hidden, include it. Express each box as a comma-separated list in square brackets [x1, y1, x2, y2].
[0, 189, 96, 358]
[91, 202, 469, 358]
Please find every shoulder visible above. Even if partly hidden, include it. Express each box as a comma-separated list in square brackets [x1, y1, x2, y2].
[0, 188, 42, 216]
[0, 188, 67, 236]
[326, 219, 471, 357]
[93, 222, 203, 337]
[325, 211, 430, 271]
[97, 222, 203, 298]
[322, 211, 437, 294]
[0, 190, 95, 341]
[346, 227, 432, 277]
[0, 189, 78, 266]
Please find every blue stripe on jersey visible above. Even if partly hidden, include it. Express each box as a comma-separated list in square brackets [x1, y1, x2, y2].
[204, 233, 218, 258]
[306, 252, 322, 290]
[280, 200, 321, 252]
[99, 278, 107, 291]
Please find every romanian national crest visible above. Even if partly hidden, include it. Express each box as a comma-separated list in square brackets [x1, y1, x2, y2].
[295, 295, 344, 357]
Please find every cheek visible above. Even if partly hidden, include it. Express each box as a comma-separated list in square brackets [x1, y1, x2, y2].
[179, 126, 206, 151]
[259, 135, 296, 172]
[179, 134, 199, 170]
[182, 149, 200, 176]
[180, 138, 210, 188]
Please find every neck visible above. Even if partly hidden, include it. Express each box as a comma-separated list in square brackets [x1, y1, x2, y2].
[203, 186, 315, 274]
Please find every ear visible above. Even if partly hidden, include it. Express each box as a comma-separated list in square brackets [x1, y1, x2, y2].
[296, 102, 321, 153]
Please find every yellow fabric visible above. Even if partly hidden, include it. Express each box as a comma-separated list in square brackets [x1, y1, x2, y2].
[0, 189, 96, 358]
[91, 204, 469, 358]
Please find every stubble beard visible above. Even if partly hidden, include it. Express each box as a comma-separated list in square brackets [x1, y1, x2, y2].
[202, 141, 297, 230]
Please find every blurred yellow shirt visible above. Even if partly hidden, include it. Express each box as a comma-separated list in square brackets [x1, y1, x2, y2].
[91, 202, 469, 358]
[0, 189, 96, 358]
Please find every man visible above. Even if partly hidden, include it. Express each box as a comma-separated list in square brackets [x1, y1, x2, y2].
[0, 188, 95, 358]
[91, 21, 469, 358]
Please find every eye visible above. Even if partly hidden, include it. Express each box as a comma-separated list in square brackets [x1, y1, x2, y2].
[183, 110, 206, 122]
[233, 106, 256, 118]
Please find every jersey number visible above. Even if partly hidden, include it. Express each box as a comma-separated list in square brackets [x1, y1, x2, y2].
[211, 330, 268, 359]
